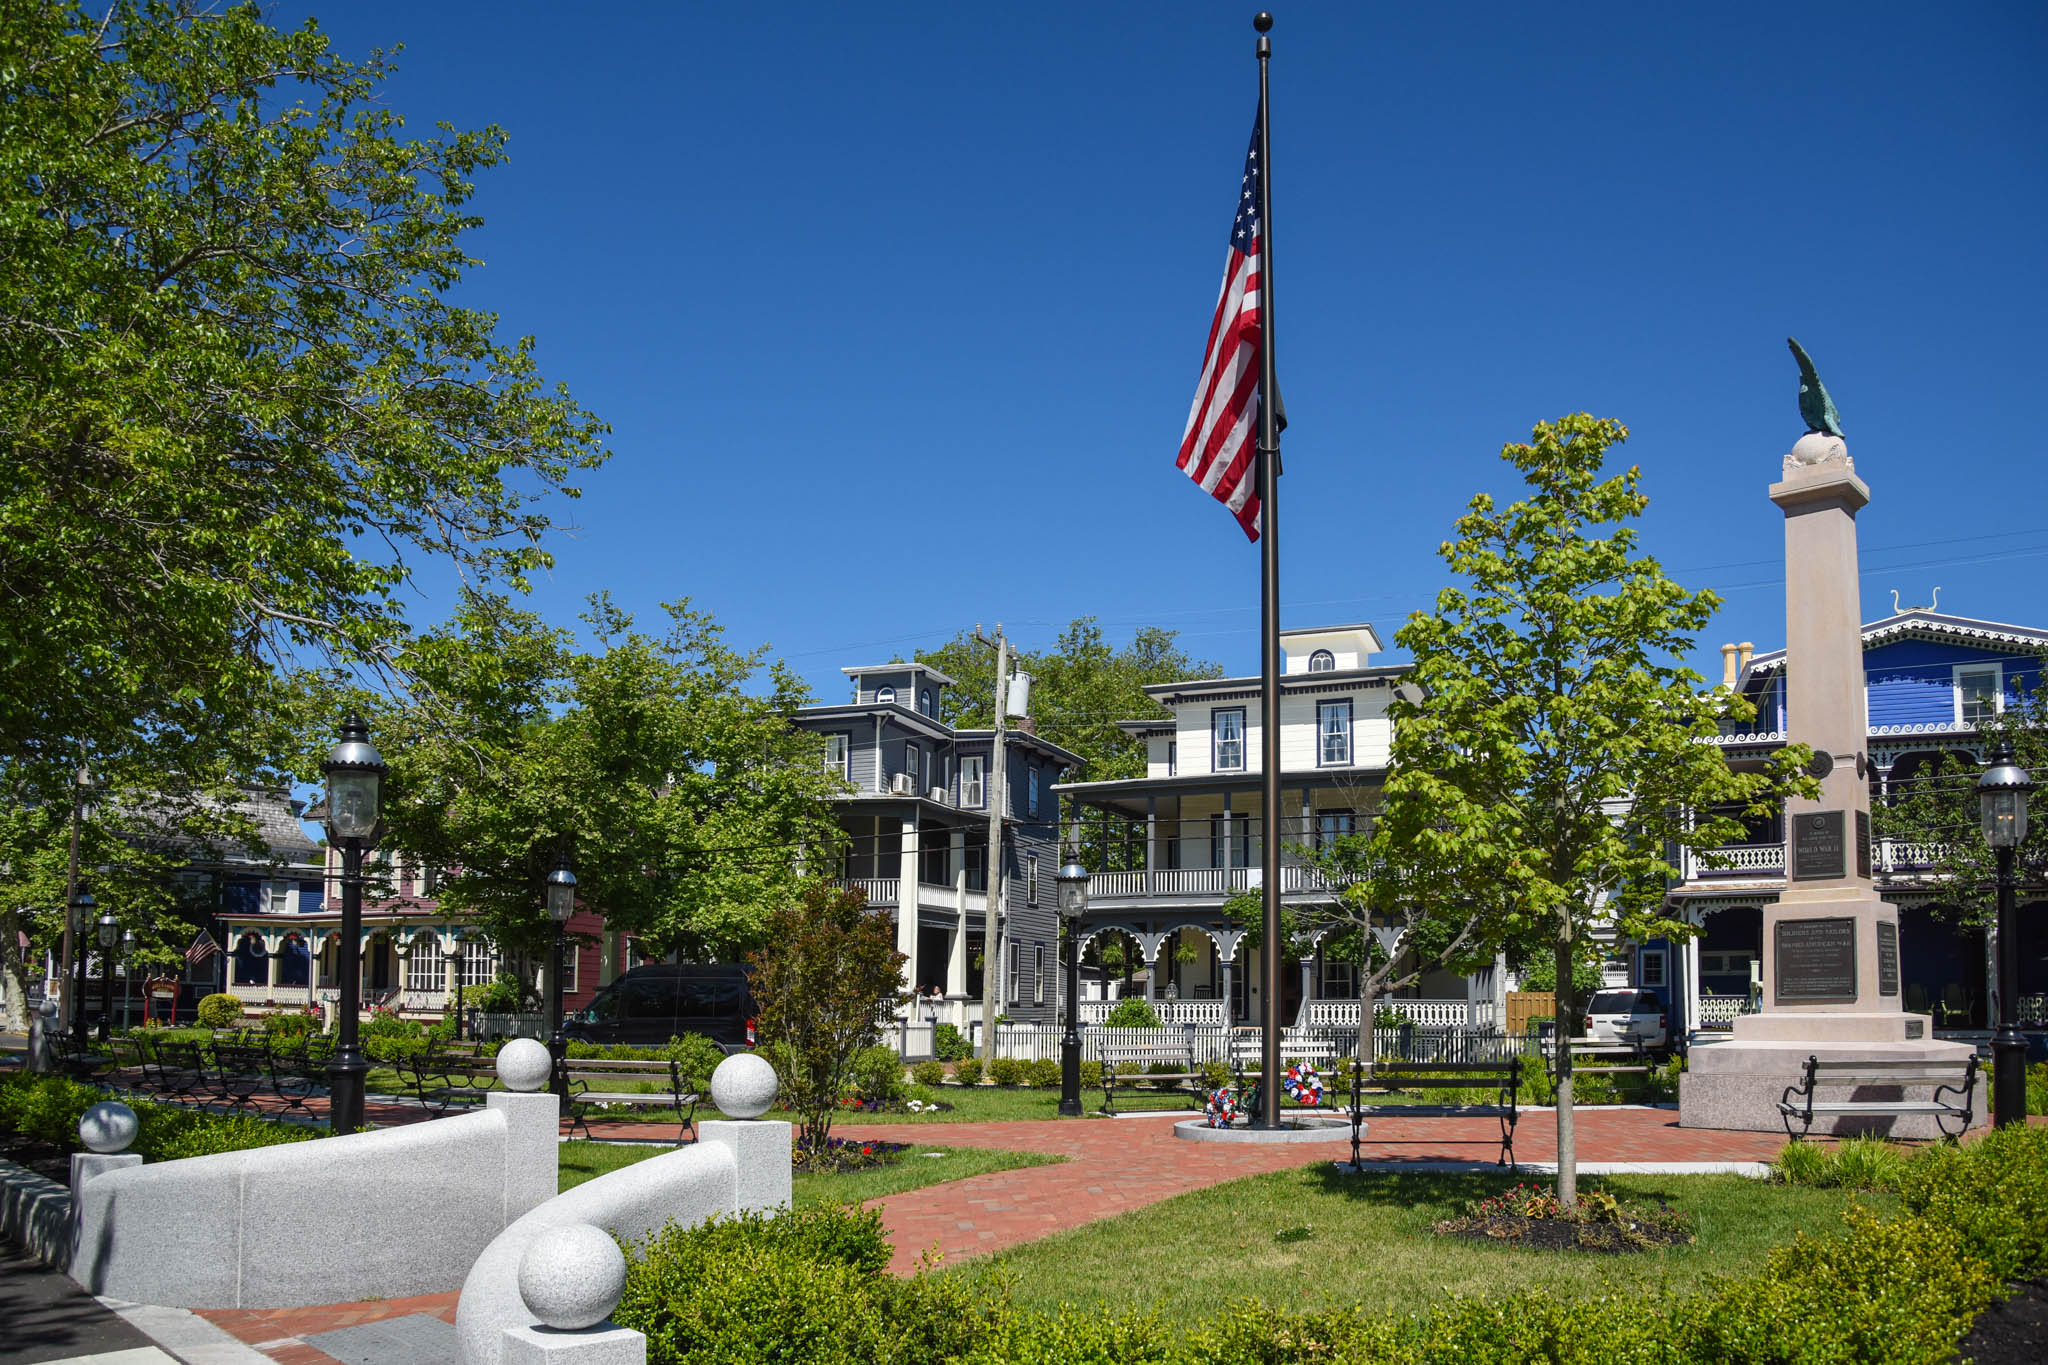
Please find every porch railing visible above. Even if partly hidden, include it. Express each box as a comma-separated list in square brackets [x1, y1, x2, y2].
[1296, 999, 1473, 1029]
[1077, 999, 1228, 1026]
[1085, 864, 1340, 900]
[831, 878, 899, 906]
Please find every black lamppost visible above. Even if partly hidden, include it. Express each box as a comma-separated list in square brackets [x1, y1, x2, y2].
[545, 856, 578, 1104]
[119, 928, 135, 1032]
[1055, 861, 1088, 1117]
[70, 886, 96, 1046]
[1978, 739, 2034, 1127]
[95, 911, 117, 1043]
[450, 930, 466, 1044]
[323, 715, 386, 1134]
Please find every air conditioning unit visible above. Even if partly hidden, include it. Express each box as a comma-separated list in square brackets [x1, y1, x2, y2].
[929, 785, 948, 803]
[890, 772, 915, 795]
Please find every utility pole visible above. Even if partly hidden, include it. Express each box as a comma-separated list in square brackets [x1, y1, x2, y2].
[975, 625, 1010, 1062]
[58, 762, 88, 1035]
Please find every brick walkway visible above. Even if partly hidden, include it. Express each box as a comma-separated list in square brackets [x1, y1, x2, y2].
[190, 1103, 1811, 1359]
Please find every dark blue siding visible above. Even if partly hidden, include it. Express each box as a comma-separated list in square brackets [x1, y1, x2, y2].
[1866, 640, 2040, 728]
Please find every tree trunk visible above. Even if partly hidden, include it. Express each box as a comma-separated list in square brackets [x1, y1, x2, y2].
[1553, 930, 1577, 1209]
[1358, 968, 1376, 1079]
[0, 916, 30, 1032]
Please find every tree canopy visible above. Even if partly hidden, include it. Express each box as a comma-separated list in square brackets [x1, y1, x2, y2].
[311, 593, 847, 963]
[916, 619, 1219, 782]
[1378, 413, 1813, 1202]
[0, 1, 607, 771]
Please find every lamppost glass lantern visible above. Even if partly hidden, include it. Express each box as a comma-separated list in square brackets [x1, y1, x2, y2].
[1978, 742, 2034, 848]
[95, 910, 117, 1042]
[323, 716, 385, 842]
[546, 858, 578, 923]
[96, 911, 117, 949]
[1056, 863, 1089, 919]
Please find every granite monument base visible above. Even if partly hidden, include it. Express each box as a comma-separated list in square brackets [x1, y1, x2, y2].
[1679, 1025, 1983, 1140]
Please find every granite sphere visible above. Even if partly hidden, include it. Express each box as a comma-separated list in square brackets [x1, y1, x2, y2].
[1788, 432, 1849, 468]
[79, 1101, 139, 1154]
[517, 1223, 626, 1330]
[710, 1051, 778, 1118]
[496, 1038, 553, 1093]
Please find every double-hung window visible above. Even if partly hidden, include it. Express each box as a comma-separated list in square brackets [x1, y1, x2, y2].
[1956, 665, 2002, 727]
[1167, 740, 1177, 776]
[1318, 699, 1353, 766]
[1211, 814, 1249, 869]
[1027, 767, 1039, 817]
[823, 733, 849, 781]
[1316, 809, 1355, 849]
[1213, 708, 1246, 771]
[905, 744, 920, 791]
[961, 755, 985, 807]
[1026, 852, 1039, 906]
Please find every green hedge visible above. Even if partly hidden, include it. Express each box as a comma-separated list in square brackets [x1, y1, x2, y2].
[0, 1074, 316, 1161]
[609, 1125, 2048, 1364]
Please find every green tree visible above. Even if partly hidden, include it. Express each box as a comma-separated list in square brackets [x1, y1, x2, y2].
[748, 882, 907, 1154]
[0, 1, 607, 772]
[1872, 663, 2048, 927]
[916, 620, 1220, 783]
[314, 593, 847, 966]
[1378, 414, 1813, 1205]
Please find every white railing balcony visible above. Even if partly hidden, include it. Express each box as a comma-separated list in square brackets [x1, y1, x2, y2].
[1297, 999, 1471, 1029]
[1691, 842, 1785, 877]
[1085, 864, 1343, 901]
[1876, 840, 1945, 872]
[1697, 994, 1754, 1025]
[832, 877, 899, 906]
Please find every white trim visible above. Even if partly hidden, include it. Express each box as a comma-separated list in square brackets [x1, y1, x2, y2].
[960, 754, 985, 808]
[1953, 661, 2004, 727]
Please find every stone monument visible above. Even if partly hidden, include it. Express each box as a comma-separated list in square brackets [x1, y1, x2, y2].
[1679, 340, 1981, 1136]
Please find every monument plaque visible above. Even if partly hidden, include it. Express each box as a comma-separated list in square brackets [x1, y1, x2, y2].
[1791, 810, 1847, 880]
[1856, 810, 1872, 879]
[1876, 919, 1899, 996]
[1775, 916, 1857, 1003]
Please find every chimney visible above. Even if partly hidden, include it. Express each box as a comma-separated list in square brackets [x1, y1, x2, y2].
[1738, 642, 1754, 677]
[1720, 643, 1739, 688]
[1014, 714, 1037, 736]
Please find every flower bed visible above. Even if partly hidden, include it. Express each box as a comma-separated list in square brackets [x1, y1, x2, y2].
[1433, 1182, 1692, 1253]
[791, 1135, 911, 1174]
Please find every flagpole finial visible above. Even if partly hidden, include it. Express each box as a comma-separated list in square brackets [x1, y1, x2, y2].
[1253, 11, 1273, 33]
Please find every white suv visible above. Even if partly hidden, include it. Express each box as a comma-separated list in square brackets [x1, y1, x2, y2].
[1582, 989, 1668, 1051]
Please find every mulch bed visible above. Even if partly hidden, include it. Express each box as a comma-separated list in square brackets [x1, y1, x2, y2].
[1961, 1278, 2048, 1365]
[791, 1135, 912, 1174]
[1435, 1213, 1694, 1254]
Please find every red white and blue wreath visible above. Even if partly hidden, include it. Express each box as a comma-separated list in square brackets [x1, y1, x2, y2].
[1204, 1086, 1239, 1128]
[1283, 1063, 1324, 1107]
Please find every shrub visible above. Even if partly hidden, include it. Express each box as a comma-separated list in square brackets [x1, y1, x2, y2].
[1200, 1060, 1231, 1091]
[664, 1033, 728, 1088]
[195, 993, 242, 1029]
[261, 1010, 314, 1041]
[1103, 997, 1161, 1029]
[910, 1060, 945, 1089]
[0, 1074, 314, 1161]
[614, 1205, 1010, 1365]
[1079, 1059, 1103, 1090]
[849, 1045, 906, 1105]
[953, 1057, 983, 1086]
[1025, 1058, 1060, 1088]
[989, 1057, 1025, 1086]
[469, 972, 538, 1014]
[932, 1023, 971, 1062]
[1894, 1122, 2048, 1281]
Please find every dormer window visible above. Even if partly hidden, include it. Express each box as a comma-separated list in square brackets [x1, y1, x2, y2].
[1308, 649, 1336, 673]
[875, 686, 896, 705]
[921, 688, 935, 717]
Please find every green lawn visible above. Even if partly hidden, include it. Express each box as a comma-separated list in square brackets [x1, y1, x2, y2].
[557, 1137, 1060, 1205]
[973, 1166, 1888, 1324]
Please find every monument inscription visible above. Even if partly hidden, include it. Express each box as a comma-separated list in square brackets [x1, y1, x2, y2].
[1856, 810, 1872, 879]
[1775, 916, 1858, 1003]
[1876, 919, 1900, 997]
[1791, 810, 1847, 880]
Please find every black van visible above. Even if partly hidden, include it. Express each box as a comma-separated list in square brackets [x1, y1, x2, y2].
[563, 964, 757, 1051]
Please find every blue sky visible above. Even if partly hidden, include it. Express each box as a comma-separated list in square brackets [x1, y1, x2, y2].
[283, 2, 2047, 700]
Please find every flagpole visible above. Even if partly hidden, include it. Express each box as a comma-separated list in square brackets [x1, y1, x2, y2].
[1253, 10, 1283, 1130]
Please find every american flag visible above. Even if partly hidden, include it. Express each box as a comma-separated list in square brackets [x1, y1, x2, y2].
[1176, 105, 1283, 541]
[184, 927, 218, 965]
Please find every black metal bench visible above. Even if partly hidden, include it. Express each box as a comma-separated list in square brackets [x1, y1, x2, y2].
[207, 1044, 272, 1114]
[46, 1036, 114, 1082]
[562, 1056, 699, 1143]
[399, 1051, 500, 1116]
[1778, 1054, 1979, 1141]
[1348, 1059, 1523, 1167]
[138, 1037, 208, 1100]
[265, 1046, 329, 1118]
[1098, 1032, 1206, 1114]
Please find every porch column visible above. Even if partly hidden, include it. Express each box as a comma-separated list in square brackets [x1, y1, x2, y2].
[1683, 916, 1703, 1038]
[949, 828, 969, 1001]
[897, 817, 920, 1000]
[443, 943, 460, 1008]
[1300, 957, 1314, 1009]
[1143, 935, 1157, 1003]
[265, 945, 280, 994]
[1221, 959, 1235, 1023]
[1144, 795, 1157, 893]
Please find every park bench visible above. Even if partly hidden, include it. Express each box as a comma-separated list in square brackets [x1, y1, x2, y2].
[1227, 1030, 1343, 1110]
[46, 1036, 115, 1082]
[1347, 1058, 1523, 1167]
[138, 1038, 208, 1100]
[562, 1055, 699, 1143]
[399, 1051, 501, 1116]
[1777, 1053, 1979, 1141]
[1098, 1030, 1206, 1115]
[207, 1044, 273, 1114]
[265, 1046, 330, 1118]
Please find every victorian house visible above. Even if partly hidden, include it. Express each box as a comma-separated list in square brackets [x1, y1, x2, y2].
[1651, 607, 2048, 1040]
[1053, 624, 1503, 1030]
[794, 661, 1082, 1029]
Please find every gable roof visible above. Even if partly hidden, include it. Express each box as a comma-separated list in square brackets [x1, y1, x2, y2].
[1745, 609, 2048, 681]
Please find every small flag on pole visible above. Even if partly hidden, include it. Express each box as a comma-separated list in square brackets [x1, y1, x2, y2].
[1177, 103, 1283, 541]
[184, 927, 218, 965]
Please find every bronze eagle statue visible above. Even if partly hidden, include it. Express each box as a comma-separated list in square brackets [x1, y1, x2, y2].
[1787, 337, 1845, 438]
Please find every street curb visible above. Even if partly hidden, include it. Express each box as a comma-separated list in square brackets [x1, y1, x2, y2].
[100, 1299, 280, 1365]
